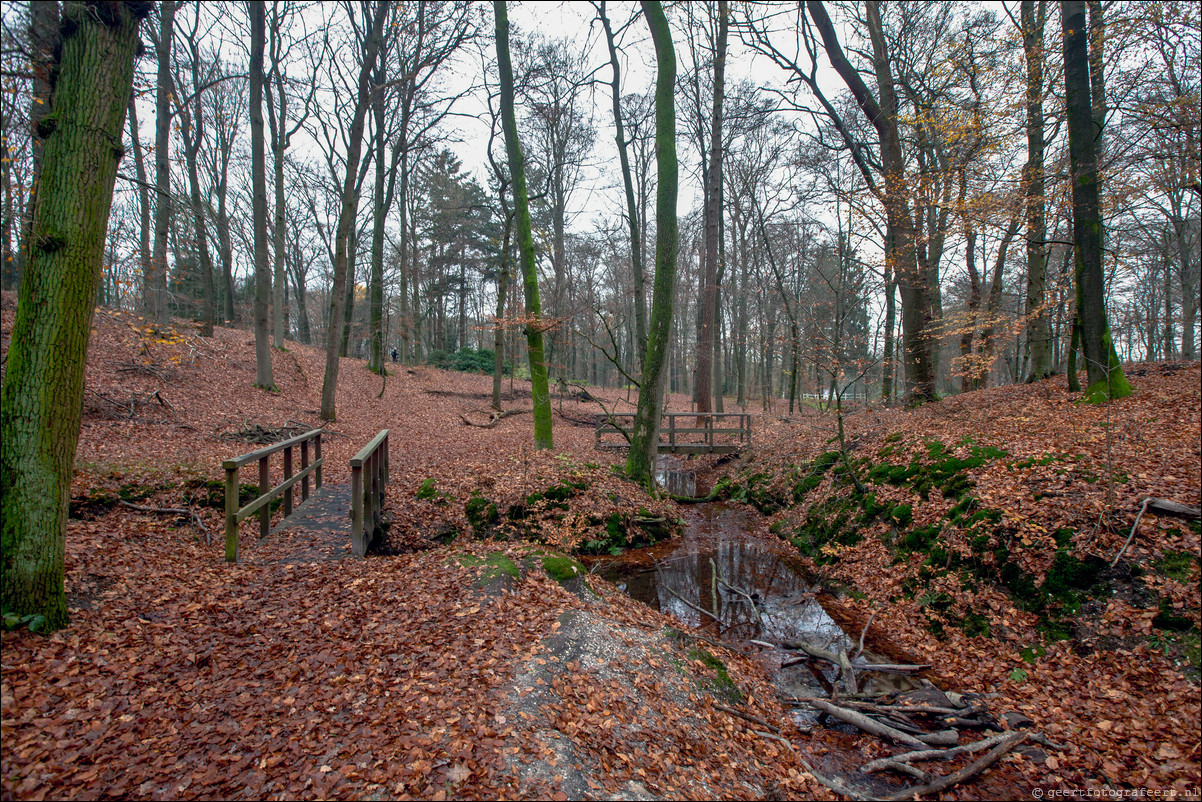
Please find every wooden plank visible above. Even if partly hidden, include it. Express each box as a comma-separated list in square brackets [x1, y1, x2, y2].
[224, 467, 239, 562]
[222, 428, 324, 469]
[258, 456, 270, 539]
[350, 428, 389, 467]
[283, 447, 293, 518]
[234, 459, 323, 522]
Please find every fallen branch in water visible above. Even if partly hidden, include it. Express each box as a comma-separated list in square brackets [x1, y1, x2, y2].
[881, 731, 1026, 801]
[861, 730, 1019, 774]
[661, 582, 724, 626]
[806, 698, 928, 749]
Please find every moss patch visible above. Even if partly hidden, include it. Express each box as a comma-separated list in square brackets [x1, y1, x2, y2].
[686, 646, 743, 704]
[454, 551, 521, 587]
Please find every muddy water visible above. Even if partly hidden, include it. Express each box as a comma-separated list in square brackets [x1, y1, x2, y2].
[593, 462, 917, 707]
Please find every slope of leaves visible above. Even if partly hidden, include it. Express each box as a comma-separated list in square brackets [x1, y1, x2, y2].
[1, 300, 822, 800]
[725, 365, 1201, 796]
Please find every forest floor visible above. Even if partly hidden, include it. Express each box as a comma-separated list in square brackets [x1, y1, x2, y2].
[1, 297, 1199, 800]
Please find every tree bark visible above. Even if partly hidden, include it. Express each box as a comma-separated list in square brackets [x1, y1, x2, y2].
[1, 0, 150, 631]
[807, 0, 936, 403]
[248, 0, 275, 389]
[367, 62, 388, 374]
[320, 2, 389, 420]
[1022, 0, 1052, 381]
[626, 0, 677, 486]
[146, 0, 175, 325]
[495, 0, 553, 449]
[694, 0, 727, 415]
[1062, 0, 1131, 399]
[598, 1, 647, 366]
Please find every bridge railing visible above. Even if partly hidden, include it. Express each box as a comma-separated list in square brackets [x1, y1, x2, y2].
[594, 412, 751, 454]
[223, 428, 324, 562]
[349, 428, 389, 557]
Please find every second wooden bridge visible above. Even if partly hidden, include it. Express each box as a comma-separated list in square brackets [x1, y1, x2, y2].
[594, 412, 751, 455]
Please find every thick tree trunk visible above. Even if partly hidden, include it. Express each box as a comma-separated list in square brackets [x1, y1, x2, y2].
[248, 1, 275, 389]
[1062, 0, 1131, 400]
[626, 0, 677, 485]
[495, 0, 553, 449]
[1, 0, 148, 631]
[693, 0, 727, 415]
[1022, 0, 1052, 381]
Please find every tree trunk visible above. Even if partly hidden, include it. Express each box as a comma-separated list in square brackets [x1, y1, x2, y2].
[266, 51, 288, 347]
[626, 0, 677, 485]
[248, 1, 275, 390]
[1062, 0, 1131, 400]
[146, 0, 175, 325]
[320, 2, 389, 420]
[495, 0, 553, 449]
[181, 98, 216, 337]
[1, 0, 148, 632]
[693, 0, 727, 415]
[977, 216, 1022, 388]
[10, 1, 62, 291]
[127, 92, 153, 314]
[1022, 0, 1052, 381]
[599, 1, 647, 365]
[367, 68, 388, 374]
[808, 0, 936, 403]
[493, 212, 512, 411]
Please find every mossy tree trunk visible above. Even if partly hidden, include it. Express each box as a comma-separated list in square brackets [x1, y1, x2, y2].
[1061, 0, 1131, 401]
[494, 0, 553, 449]
[1, 0, 151, 632]
[625, 0, 677, 487]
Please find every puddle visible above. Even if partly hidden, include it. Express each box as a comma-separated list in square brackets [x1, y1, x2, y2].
[591, 500, 919, 716]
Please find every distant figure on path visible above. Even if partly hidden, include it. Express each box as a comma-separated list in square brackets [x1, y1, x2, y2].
[391, 348, 398, 363]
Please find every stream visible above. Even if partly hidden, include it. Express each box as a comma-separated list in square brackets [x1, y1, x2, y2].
[590, 458, 919, 722]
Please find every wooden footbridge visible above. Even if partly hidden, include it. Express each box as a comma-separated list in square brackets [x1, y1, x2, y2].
[594, 412, 751, 455]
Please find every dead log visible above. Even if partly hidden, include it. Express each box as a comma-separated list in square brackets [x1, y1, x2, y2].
[118, 499, 210, 545]
[1114, 497, 1202, 567]
[458, 408, 531, 429]
[712, 703, 782, 734]
[881, 731, 1026, 801]
[1148, 498, 1202, 519]
[805, 698, 929, 749]
[860, 730, 1019, 774]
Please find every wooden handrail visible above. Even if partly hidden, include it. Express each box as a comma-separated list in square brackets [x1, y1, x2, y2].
[594, 413, 751, 454]
[223, 428, 323, 562]
[350, 429, 389, 557]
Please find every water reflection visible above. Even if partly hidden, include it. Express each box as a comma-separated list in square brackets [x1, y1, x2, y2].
[598, 502, 918, 698]
[653, 455, 696, 497]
